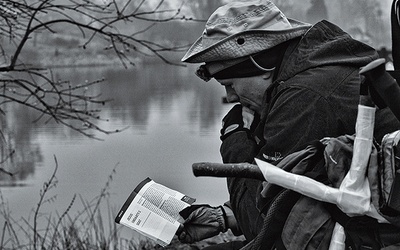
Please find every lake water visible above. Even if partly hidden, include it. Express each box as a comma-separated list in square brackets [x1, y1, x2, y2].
[0, 62, 233, 241]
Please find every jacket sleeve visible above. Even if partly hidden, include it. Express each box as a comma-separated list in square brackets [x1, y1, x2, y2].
[220, 130, 258, 164]
[219, 129, 263, 240]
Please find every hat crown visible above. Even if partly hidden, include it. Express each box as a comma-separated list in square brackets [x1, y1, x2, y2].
[204, 0, 292, 40]
[182, 0, 312, 63]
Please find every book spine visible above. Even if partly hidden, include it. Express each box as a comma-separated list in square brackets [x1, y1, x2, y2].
[115, 177, 152, 223]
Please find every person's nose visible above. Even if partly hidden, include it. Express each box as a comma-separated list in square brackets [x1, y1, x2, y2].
[224, 85, 239, 103]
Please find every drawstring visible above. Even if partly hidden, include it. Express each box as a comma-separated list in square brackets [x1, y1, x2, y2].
[249, 55, 275, 72]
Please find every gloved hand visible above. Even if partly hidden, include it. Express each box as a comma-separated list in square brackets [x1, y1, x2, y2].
[177, 204, 227, 243]
[220, 104, 260, 141]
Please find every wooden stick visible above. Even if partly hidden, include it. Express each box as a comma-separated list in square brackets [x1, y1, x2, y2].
[192, 162, 265, 181]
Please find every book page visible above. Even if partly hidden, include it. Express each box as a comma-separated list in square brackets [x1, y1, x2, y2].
[115, 178, 195, 246]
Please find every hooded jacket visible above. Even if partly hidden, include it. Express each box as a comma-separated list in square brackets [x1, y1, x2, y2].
[221, 20, 400, 248]
[258, 20, 399, 162]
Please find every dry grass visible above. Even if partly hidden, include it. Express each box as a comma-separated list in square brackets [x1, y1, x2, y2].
[0, 157, 243, 249]
[1, 157, 121, 249]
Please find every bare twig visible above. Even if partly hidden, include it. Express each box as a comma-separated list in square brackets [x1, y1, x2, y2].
[0, 0, 200, 139]
[33, 155, 58, 250]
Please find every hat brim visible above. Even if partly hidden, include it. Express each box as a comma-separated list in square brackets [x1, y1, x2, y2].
[182, 19, 311, 63]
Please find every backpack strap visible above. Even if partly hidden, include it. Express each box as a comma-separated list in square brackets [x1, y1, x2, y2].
[240, 190, 301, 250]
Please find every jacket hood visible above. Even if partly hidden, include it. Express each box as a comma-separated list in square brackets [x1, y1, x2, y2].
[276, 20, 378, 81]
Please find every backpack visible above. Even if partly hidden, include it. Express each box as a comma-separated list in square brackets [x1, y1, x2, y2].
[325, 131, 400, 250]
[375, 130, 400, 226]
[241, 133, 400, 250]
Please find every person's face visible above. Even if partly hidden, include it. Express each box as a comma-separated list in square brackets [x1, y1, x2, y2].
[216, 70, 274, 114]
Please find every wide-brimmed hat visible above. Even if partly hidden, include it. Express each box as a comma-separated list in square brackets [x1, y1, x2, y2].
[182, 0, 312, 63]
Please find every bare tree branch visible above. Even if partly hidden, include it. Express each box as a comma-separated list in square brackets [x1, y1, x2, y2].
[0, 0, 199, 139]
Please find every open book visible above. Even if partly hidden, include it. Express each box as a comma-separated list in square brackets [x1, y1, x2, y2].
[115, 177, 196, 246]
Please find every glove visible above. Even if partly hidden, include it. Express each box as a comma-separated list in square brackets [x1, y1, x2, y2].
[177, 204, 227, 243]
[220, 104, 259, 141]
